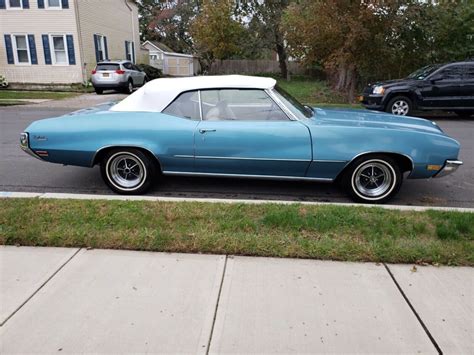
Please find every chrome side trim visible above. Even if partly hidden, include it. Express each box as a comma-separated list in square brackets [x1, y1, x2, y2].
[174, 155, 194, 159]
[173, 155, 311, 162]
[313, 159, 347, 163]
[434, 160, 463, 178]
[162, 171, 333, 182]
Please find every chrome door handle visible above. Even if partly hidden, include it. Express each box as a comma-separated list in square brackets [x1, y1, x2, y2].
[199, 129, 216, 134]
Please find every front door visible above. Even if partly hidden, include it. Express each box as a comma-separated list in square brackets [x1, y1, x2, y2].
[420, 65, 464, 108]
[195, 89, 312, 177]
[461, 64, 474, 108]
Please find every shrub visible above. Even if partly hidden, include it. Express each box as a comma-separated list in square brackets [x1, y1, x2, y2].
[137, 64, 162, 80]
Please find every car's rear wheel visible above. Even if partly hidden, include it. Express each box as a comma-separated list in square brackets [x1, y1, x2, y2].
[342, 155, 402, 204]
[386, 96, 412, 116]
[100, 149, 155, 195]
[125, 80, 134, 94]
[95, 88, 103, 95]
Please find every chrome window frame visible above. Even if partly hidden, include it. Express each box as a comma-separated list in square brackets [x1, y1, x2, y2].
[198, 87, 292, 122]
[265, 87, 299, 121]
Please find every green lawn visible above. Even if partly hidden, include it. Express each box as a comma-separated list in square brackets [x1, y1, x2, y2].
[1, 199, 472, 265]
[277, 77, 361, 108]
[0, 90, 79, 100]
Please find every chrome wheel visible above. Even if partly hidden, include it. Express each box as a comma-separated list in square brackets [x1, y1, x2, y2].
[106, 153, 146, 190]
[127, 81, 133, 94]
[353, 161, 394, 198]
[391, 100, 409, 115]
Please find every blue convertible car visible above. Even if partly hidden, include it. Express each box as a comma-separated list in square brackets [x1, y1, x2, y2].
[20, 75, 462, 203]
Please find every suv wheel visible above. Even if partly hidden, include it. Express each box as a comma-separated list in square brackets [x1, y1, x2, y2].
[94, 88, 103, 95]
[386, 96, 412, 116]
[341, 154, 402, 204]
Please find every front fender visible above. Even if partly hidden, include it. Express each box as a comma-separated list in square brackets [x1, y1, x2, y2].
[305, 125, 460, 179]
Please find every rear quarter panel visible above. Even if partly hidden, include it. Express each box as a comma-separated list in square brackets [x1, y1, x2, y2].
[26, 111, 199, 169]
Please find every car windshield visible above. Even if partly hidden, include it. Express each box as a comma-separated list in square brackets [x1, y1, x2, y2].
[272, 85, 313, 119]
[96, 63, 120, 71]
[406, 64, 441, 80]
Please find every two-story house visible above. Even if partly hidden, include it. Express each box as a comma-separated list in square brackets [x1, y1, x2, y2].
[0, 0, 145, 89]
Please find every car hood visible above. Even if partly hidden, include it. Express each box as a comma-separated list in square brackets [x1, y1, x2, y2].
[363, 78, 417, 93]
[310, 107, 445, 135]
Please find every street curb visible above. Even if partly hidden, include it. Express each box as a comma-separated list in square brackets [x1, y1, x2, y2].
[1, 191, 473, 213]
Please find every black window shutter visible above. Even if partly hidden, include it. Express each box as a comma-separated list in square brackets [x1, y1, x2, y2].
[66, 35, 76, 65]
[104, 36, 109, 60]
[22, 0, 29, 8]
[28, 34, 38, 64]
[42, 35, 52, 65]
[37, 0, 44, 8]
[132, 41, 135, 63]
[125, 41, 129, 60]
[93, 34, 99, 62]
[0, 0, 6, 9]
[61, 0, 68, 8]
[4, 35, 14, 64]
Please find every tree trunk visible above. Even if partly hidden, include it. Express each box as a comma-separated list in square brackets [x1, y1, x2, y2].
[275, 36, 289, 80]
[333, 63, 357, 102]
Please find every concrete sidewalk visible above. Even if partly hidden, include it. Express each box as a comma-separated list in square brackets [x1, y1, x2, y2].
[0, 247, 472, 354]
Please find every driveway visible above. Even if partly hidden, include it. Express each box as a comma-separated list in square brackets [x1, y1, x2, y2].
[0, 96, 473, 207]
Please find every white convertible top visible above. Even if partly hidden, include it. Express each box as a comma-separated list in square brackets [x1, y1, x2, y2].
[110, 75, 277, 112]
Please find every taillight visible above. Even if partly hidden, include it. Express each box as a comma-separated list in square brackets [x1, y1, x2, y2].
[92, 70, 96, 74]
[116, 70, 125, 75]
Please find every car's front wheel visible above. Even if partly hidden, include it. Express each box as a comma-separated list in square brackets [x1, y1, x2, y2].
[94, 88, 103, 95]
[100, 149, 155, 194]
[342, 155, 402, 204]
[386, 96, 412, 116]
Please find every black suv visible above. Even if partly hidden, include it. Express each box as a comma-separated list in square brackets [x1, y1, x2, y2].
[360, 61, 474, 116]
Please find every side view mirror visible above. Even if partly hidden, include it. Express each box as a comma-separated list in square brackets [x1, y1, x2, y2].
[429, 74, 443, 82]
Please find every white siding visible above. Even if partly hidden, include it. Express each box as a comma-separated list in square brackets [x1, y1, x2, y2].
[0, 0, 83, 84]
[76, 0, 141, 77]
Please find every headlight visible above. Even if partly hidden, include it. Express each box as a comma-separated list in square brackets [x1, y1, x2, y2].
[373, 86, 385, 95]
[20, 132, 28, 148]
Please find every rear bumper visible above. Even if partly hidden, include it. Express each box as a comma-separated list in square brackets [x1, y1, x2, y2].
[434, 160, 463, 178]
[92, 81, 128, 89]
[20, 132, 44, 161]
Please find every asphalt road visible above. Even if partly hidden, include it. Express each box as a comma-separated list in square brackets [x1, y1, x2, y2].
[1, 102, 473, 207]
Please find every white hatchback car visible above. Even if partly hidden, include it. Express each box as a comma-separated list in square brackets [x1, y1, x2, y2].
[91, 60, 147, 95]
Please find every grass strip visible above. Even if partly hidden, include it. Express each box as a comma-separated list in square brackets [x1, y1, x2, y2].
[0, 91, 79, 100]
[1, 198, 472, 265]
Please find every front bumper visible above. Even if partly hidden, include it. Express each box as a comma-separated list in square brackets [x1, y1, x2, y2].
[434, 160, 463, 178]
[359, 94, 384, 110]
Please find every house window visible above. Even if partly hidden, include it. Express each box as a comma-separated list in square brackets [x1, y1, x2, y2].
[50, 35, 68, 64]
[7, 0, 22, 9]
[47, 0, 61, 8]
[97, 35, 106, 61]
[125, 41, 133, 62]
[13, 35, 30, 64]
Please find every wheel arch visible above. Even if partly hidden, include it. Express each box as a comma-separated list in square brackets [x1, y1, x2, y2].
[335, 152, 414, 182]
[92, 145, 162, 172]
[383, 91, 418, 110]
